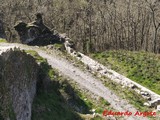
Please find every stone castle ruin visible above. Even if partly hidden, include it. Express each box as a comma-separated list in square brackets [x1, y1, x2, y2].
[14, 13, 65, 46]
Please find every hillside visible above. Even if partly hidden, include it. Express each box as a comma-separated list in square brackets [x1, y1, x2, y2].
[91, 50, 160, 94]
[2, 42, 160, 120]
[1, 0, 160, 119]
[0, 44, 115, 120]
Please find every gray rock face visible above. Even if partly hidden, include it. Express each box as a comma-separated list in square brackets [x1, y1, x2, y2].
[157, 105, 160, 111]
[0, 49, 39, 120]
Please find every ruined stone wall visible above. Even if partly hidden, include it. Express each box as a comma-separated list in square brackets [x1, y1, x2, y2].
[0, 49, 39, 120]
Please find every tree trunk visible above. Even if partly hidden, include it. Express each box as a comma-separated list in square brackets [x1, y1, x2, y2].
[0, 20, 6, 39]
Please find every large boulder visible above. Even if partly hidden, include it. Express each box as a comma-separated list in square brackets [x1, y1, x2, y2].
[0, 49, 39, 120]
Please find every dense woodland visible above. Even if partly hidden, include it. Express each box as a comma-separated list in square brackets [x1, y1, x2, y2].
[0, 0, 160, 53]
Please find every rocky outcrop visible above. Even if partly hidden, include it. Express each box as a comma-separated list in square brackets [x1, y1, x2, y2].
[0, 49, 39, 120]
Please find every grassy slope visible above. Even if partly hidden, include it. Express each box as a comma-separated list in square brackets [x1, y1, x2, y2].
[26, 50, 108, 120]
[91, 50, 160, 94]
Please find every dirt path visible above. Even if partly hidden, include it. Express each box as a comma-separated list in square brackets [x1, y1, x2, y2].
[0, 43, 149, 120]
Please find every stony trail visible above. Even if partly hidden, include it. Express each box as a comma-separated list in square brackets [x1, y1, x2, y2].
[0, 43, 150, 120]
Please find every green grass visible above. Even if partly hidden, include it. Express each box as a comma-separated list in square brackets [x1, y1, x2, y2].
[0, 39, 7, 43]
[25, 50, 46, 63]
[54, 43, 64, 49]
[32, 87, 82, 120]
[91, 50, 160, 94]
[77, 89, 112, 111]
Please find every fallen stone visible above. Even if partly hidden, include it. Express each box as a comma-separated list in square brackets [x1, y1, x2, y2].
[97, 66, 103, 71]
[86, 65, 90, 70]
[141, 91, 149, 96]
[91, 109, 96, 112]
[143, 102, 150, 107]
[84, 98, 87, 101]
[157, 105, 160, 111]
[149, 98, 160, 107]
[128, 84, 136, 89]
[73, 51, 77, 55]
[103, 70, 108, 74]
[134, 89, 141, 94]
[46, 45, 54, 49]
[142, 96, 151, 101]
[70, 48, 74, 53]
[77, 53, 82, 58]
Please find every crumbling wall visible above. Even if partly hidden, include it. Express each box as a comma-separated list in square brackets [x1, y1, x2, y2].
[14, 14, 65, 46]
[0, 49, 39, 120]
